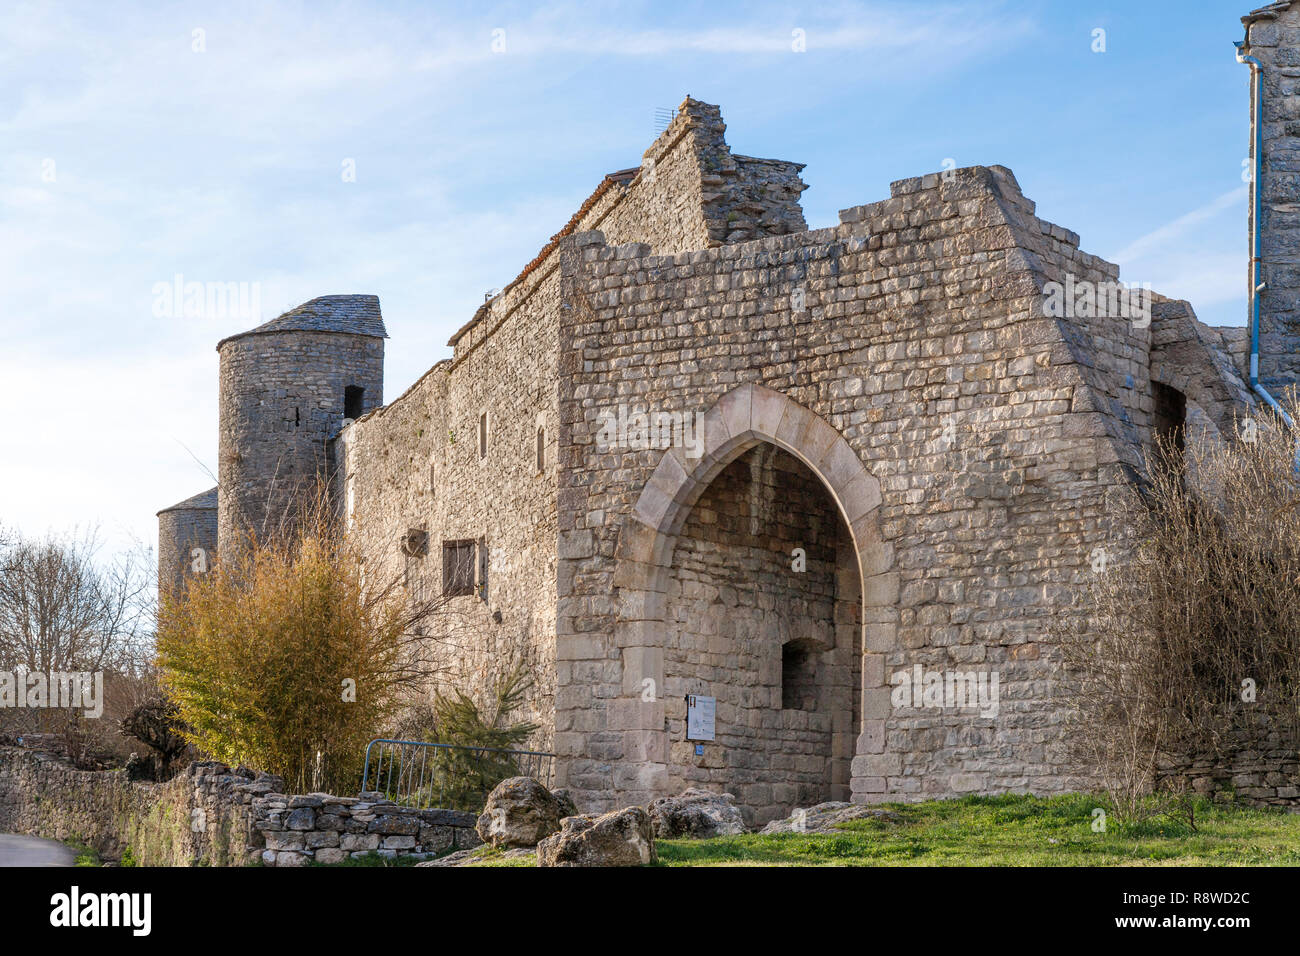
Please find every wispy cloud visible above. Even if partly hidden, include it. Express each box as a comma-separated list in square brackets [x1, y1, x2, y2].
[1110, 186, 1246, 264]
[1104, 186, 1246, 323]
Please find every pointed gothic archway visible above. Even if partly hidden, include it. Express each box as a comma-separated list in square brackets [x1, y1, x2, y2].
[611, 383, 897, 820]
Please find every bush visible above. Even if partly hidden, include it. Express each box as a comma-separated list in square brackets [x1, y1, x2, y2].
[1060, 405, 1300, 822]
[156, 490, 440, 794]
[119, 697, 191, 780]
[383, 664, 541, 811]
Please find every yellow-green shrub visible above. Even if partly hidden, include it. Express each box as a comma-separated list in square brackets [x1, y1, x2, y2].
[157, 500, 423, 795]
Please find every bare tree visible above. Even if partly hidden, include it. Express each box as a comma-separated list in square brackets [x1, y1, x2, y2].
[0, 529, 153, 674]
[1058, 405, 1300, 822]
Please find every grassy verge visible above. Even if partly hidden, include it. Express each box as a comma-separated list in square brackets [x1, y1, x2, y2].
[357, 794, 1300, 867]
[654, 793, 1300, 867]
[64, 840, 102, 867]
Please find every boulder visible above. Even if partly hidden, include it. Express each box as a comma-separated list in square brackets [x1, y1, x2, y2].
[536, 807, 656, 867]
[647, 788, 746, 839]
[476, 776, 570, 848]
[759, 802, 902, 834]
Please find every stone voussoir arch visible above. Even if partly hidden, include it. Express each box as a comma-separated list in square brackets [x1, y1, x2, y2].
[609, 382, 897, 803]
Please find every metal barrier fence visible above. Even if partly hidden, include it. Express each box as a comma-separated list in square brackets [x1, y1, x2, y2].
[360, 738, 557, 812]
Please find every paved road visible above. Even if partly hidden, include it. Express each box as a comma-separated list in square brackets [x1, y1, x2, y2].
[0, 834, 76, 866]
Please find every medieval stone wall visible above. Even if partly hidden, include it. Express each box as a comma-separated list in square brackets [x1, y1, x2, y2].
[341, 270, 561, 743]
[552, 165, 1148, 814]
[157, 90, 1290, 822]
[340, 97, 810, 745]
[0, 746, 478, 866]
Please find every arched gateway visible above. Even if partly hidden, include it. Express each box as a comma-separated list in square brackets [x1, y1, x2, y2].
[611, 384, 896, 824]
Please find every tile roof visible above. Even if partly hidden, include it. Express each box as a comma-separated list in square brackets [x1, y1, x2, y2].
[1245, 2, 1295, 23]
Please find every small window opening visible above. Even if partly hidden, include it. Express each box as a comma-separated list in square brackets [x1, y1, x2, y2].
[442, 539, 476, 597]
[478, 412, 489, 460]
[1151, 381, 1186, 469]
[536, 426, 546, 472]
[477, 536, 489, 602]
[344, 385, 365, 421]
[781, 640, 818, 711]
[294, 406, 300, 428]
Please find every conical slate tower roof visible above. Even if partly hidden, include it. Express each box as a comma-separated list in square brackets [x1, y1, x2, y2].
[156, 486, 218, 515]
[216, 294, 386, 349]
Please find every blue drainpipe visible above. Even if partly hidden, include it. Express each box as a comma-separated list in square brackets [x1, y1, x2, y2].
[1237, 39, 1296, 428]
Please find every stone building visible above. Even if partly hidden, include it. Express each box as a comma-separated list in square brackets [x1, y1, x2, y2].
[160, 9, 1293, 823]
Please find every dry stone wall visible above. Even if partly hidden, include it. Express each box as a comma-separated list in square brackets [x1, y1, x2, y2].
[0, 746, 478, 866]
[1158, 710, 1300, 808]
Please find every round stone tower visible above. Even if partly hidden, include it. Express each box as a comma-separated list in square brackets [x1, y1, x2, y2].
[216, 294, 385, 559]
[157, 486, 218, 599]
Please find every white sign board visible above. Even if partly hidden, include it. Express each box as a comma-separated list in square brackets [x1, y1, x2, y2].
[686, 695, 716, 741]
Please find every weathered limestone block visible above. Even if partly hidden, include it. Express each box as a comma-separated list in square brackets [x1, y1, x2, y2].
[646, 788, 746, 838]
[476, 776, 571, 848]
[760, 802, 901, 834]
[536, 806, 656, 867]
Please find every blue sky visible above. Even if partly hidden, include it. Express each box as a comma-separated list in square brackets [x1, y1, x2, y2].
[0, 0, 1256, 556]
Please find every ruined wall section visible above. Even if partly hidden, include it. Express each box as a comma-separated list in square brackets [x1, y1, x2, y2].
[1149, 297, 1255, 443]
[599, 99, 807, 255]
[942, 168, 1255, 475]
[553, 166, 1133, 812]
[943, 166, 1154, 475]
[450, 97, 808, 364]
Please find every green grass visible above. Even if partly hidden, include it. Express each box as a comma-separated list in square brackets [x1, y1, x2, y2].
[65, 841, 102, 867]
[652, 793, 1300, 867]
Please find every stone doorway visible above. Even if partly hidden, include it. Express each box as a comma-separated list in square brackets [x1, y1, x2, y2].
[610, 384, 896, 820]
[663, 443, 861, 826]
